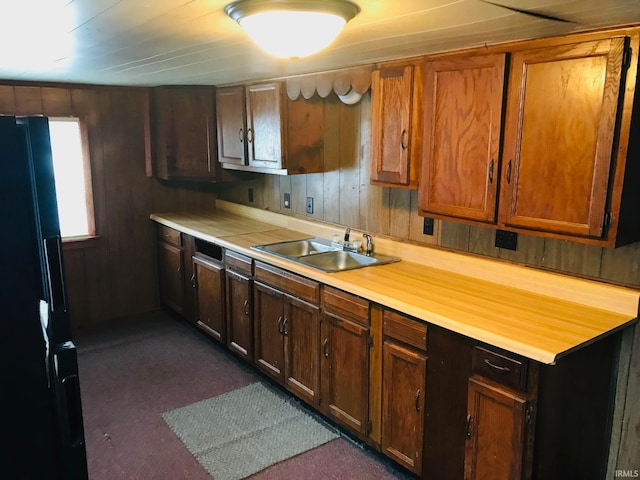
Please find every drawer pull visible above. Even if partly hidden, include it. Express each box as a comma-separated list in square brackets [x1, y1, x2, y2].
[243, 299, 250, 316]
[484, 358, 510, 372]
[415, 389, 421, 412]
[323, 338, 329, 357]
[466, 414, 473, 438]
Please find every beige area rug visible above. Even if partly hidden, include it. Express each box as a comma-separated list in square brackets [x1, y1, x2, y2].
[162, 382, 339, 480]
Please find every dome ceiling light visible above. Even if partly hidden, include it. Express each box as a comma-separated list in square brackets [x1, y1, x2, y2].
[225, 0, 360, 59]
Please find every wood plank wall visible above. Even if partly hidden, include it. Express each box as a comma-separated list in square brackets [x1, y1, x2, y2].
[220, 92, 640, 474]
[0, 82, 217, 330]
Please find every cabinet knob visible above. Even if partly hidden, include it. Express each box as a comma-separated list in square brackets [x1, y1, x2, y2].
[246, 128, 253, 143]
[400, 129, 408, 150]
[323, 338, 329, 357]
[488, 159, 494, 183]
[239, 128, 244, 143]
[466, 414, 473, 438]
[190, 274, 196, 288]
[506, 160, 512, 184]
[415, 389, 421, 412]
[243, 299, 250, 316]
[282, 317, 288, 336]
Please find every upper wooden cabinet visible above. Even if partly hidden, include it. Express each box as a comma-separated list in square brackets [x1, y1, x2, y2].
[215, 82, 324, 175]
[151, 86, 218, 181]
[370, 59, 423, 188]
[216, 85, 246, 166]
[498, 37, 628, 240]
[419, 53, 506, 222]
[418, 32, 640, 247]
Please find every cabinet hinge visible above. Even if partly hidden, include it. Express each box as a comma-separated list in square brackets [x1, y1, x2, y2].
[623, 46, 632, 71]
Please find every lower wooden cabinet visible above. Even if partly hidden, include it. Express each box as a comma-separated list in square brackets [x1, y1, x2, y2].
[284, 296, 320, 405]
[192, 254, 225, 343]
[157, 240, 184, 314]
[157, 225, 185, 315]
[253, 262, 321, 405]
[320, 287, 371, 437]
[225, 269, 253, 361]
[254, 282, 286, 379]
[382, 340, 427, 476]
[225, 250, 254, 361]
[381, 309, 428, 476]
[464, 377, 529, 480]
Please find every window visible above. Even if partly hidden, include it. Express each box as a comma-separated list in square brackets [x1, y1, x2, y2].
[48, 118, 95, 239]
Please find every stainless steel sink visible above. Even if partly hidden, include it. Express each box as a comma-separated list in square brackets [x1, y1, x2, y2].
[252, 237, 337, 258]
[251, 237, 400, 272]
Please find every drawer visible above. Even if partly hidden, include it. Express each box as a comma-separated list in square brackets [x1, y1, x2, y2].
[255, 261, 320, 305]
[472, 346, 528, 391]
[225, 250, 253, 277]
[383, 309, 427, 351]
[157, 224, 181, 247]
[323, 286, 369, 327]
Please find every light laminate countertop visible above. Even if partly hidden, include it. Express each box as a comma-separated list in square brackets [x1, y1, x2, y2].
[151, 202, 639, 365]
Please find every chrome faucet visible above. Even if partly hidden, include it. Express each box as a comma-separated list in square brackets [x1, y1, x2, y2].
[362, 234, 373, 256]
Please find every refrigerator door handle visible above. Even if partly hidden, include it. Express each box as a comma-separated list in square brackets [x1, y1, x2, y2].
[43, 235, 67, 312]
[53, 341, 88, 478]
[39, 300, 51, 387]
[60, 373, 84, 448]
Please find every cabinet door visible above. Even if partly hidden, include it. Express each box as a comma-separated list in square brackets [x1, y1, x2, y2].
[382, 341, 427, 476]
[216, 86, 247, 166]
[370, 65, 416, 186]
[154, 87, 217, 180]
[193, 256, 225, 343]
[321, 312, 370, 435]
[225, 270, 253, 361]
[464, 377, 527, 480]
[284, 296, 320, 405]
[246, 82, 284, 170]
[157, 241, 184, 314]
[254, 282, 285, 380]
[499, 38, 627, 237]
[419, 54, 506, 222]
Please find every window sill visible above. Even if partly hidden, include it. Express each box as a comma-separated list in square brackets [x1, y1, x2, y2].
[62, 235, 101, 251]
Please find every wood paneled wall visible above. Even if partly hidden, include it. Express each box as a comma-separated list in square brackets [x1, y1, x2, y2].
[0, 82, 218, 330]
[220, 92, 640, 473]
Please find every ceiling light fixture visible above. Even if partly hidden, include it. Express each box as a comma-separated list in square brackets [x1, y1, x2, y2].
[225, 0, 360, 59]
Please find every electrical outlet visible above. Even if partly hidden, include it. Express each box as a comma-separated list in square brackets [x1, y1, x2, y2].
[423, 217, 434, 236]
[248, 188, 254, 203]
[283, 193, 291, 209]
[495, 230, 518, 250]
[306, 196, 314, 214]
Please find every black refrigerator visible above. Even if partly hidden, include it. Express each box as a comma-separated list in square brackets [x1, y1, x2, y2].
[0, 116, 88, 479]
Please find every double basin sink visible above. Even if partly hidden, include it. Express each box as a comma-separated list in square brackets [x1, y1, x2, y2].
[252, 237, 400, 273]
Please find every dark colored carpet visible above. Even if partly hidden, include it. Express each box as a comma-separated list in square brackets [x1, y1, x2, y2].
[76, 311, 414, 479]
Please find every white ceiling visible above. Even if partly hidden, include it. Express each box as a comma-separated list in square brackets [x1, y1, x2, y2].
[1, 0, 640, 87]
